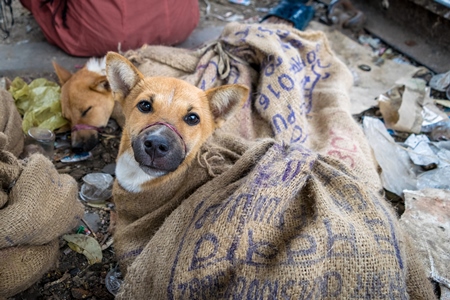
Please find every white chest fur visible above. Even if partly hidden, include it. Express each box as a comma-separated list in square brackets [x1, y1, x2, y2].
[115, 150, 155, 193]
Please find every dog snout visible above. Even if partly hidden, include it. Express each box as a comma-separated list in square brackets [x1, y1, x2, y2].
[132, 125, 186, 174]
[144, 135, 170, 158]
[71, 130, 99, 153]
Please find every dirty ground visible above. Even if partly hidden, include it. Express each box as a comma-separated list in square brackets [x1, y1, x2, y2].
[4, 1, 281, 299]
[1, 0, 449, 299]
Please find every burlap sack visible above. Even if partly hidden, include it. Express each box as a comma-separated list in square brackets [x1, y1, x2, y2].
[0, 95, 84, 297]
[0, 89, 24, 157]
[115, 23, 435, 299]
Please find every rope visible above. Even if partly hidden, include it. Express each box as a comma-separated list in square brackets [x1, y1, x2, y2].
[196, 40, 249, 80]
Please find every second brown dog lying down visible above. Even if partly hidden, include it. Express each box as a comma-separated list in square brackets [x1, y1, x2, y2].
[53, 58, 124, 153]
[105, 52, 249, 192]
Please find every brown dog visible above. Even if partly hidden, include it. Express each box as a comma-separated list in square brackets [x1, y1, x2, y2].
[53, 58, 123, 153]
[105, 52, 249, 192]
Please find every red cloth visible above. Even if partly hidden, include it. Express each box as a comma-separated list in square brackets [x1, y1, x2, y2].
[21, 0, 199, 57]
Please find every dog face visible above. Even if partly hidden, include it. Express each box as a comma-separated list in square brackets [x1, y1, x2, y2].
[106, 52, 249, 192]
[53, 59, 115, 153]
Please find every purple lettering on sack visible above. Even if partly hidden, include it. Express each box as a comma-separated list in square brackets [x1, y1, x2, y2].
[321, 272, 343, 297]
[177, 273, 226, 299]
[302, 63, 330, 115]
[282, 160, 303, 182]
[117, 248, 143, 261]
[300, 277, 323, 300]
[262, 280, 279, 300]
[371, 194, 404, 270]
[273, 114, 288, 133]
[317, 58, 332, 70]
[265, 73, 295, 102]
[4, 236, 14, 245]
[258, 93, 270, 110]
[324, 218, 358, 257]
[189, 233, 220, 270]
[288, 39, 304, 49]
[246, 229, 279, 266]
[281, 279, 295, 299]
[194, 203, 221, 229]
[235, 27, 250, 42]
[351, 273, 386, 298]
[169, 200, 206, 299]
[251, 196, 282, 225]
[276, 29, 290, 39]
[388, 272, 408, 299]
[306, 50, 316, 64]
[174, 272, 405, 299]
[224, 276, 247, 300]
[247, 279, 261, 300]
[187, 278, 201, 299]
[229, 65, 241, 84]
[289, 55, 305, 74]
[286, 234, 318, 260]
[268, 83, 281, 99]
[256, 26, 274, 38]
[279, 74, 295, 91]
[264, 56, 283, 77]
[365, 217, 396, 256]
[287, 104, 296, 124]
[364, 217, 395, 255]
[200, 79, 206, 90]
[279, 41, 292, 52]
[253, 164, 274, 188]
[291, 125, 308, 144]
[331, 183, 367, 213]
[226, 193, 254, 262]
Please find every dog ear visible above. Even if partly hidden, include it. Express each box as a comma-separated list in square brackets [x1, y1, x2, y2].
[52, 61, 72, 85]
[106, 52, 143, 102]
[90, 76, 110, 93]
[205, 84, 249, 126]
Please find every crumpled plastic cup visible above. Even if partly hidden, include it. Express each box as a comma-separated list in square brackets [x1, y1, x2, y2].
[105, 266, 123, 295]
[79, 173, 114, 204]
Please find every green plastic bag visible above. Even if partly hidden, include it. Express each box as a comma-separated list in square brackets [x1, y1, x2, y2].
[9, 77, 68, 133]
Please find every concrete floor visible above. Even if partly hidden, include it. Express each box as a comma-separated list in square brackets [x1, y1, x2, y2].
[0, 26, 225, 79]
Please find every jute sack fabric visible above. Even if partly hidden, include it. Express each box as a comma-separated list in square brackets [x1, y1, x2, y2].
[0, 91, 84, 298]
[115, 23, 435, 299]
[0, 89, 24, 157]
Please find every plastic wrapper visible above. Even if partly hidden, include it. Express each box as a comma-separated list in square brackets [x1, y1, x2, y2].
[9, 77, 68, 133]
[105, 266, 123, 296]
[431, 141, 450, 167]
[363, 117, 417, 196]
[404, 134, 439, 168]
[422, 120, 450, 141]
[417, 166, 450, 190]
[429, 70, 450, 92]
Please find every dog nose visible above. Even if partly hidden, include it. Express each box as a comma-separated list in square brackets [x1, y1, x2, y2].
[144, 135, 170, 158]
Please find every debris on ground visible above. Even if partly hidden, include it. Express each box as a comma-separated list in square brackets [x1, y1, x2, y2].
[8, 77, 68, 133]
[400, 189, 450, 297]
[2, 0, 449, 299]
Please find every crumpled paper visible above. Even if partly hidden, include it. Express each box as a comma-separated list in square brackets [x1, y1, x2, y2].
[9, 77, 68, 133]
[377, 76, 448, 133]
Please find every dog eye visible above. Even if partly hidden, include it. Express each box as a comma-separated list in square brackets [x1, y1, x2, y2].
[81, 106, 92, 117]
[137, 100, 153, 113]
[184, 113, 200, 126]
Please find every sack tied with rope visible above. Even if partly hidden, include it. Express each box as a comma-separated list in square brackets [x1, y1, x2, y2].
[112, 22, 435, 299]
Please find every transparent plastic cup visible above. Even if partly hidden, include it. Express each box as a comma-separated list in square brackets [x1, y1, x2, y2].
[27, 127, 55, 160]
[79, 173, 114, 204]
